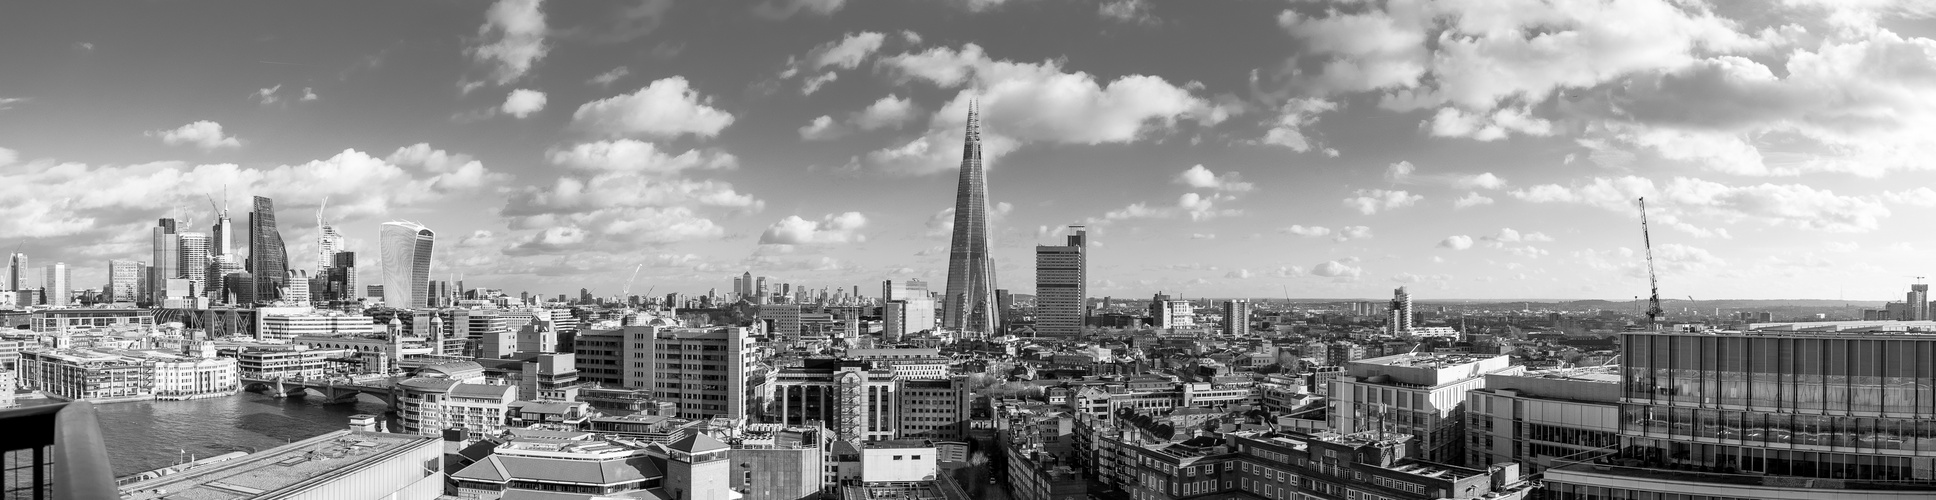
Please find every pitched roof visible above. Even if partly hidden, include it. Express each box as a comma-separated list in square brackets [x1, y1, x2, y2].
[666, 433, 730, 454]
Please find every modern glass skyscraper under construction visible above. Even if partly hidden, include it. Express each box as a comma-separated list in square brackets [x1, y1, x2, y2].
[943, 100, 999, 338]
[1542, 330, 1936, 500]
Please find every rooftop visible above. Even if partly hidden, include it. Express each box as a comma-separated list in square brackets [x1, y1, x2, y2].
[1356, 352, 1502, 368]
[864, 439, 934, 450]
[119, 430, 436, 500]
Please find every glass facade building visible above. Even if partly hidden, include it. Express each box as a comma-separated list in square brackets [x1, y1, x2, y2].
[379, 221, 434, 308]
[248, 196, 287, 303]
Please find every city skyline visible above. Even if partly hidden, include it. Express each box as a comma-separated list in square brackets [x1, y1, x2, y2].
[3, 1, 1935, 300]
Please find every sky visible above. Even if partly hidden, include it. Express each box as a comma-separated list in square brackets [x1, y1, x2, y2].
[2, 0, 1934, 302]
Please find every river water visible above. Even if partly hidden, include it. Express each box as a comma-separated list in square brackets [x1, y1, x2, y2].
[24, 392, 398, 477]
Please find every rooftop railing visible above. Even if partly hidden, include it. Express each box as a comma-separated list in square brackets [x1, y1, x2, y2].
[0, 402, 117, 500]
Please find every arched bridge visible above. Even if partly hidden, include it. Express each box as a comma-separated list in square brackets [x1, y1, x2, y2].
[241, 376, 401, 410]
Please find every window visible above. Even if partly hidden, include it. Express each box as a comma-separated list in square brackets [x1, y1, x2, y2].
[893, 455, 903, 460]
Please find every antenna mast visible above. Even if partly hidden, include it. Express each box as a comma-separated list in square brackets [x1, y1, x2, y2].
[1638, 198, 1664, 329]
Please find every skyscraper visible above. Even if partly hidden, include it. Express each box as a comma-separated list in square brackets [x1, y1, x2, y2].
[248, 196, 288, 303]
[42, 263, 68, 307]
[379, 221, 435, 308]
[943, 100, 999, 338]
[5, 253, 26, 291]
[1909, 283, 1930, 321]
[317, 224, 343, 271]
[107, 260, 141, 303]
[178, 231, 209, 297]
[1389, 286, 1414, 335]
[210, 205, 233, 257]
[1034, 225, 1087, 338]
[152, 218, 179, 304]
[1222, 299, 1251, 337]
[326, 251, 357, 303]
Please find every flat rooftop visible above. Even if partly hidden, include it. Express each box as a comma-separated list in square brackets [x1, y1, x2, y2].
[1517, 367, 1622, 384]
[119, 430, 435, 500]
[1357, 353, 1502, 368]
[865, 439, 935, 449]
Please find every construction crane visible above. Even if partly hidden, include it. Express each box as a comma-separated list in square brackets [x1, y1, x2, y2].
[1638, 197, 1664, 329]
[619, 264, 643, 303]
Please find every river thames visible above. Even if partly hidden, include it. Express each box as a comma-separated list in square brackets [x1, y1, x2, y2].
[26, 392, 398, 477]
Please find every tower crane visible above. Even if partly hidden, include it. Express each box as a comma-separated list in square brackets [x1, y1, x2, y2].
[619, 264, 643, 303]
[1638, 197, 1664, 329]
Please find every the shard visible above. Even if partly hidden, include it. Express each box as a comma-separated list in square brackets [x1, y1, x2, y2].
[943, 100, 1000, 338]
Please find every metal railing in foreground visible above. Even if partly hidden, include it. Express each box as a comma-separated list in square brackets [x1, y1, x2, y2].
[0, 402, 118, 500]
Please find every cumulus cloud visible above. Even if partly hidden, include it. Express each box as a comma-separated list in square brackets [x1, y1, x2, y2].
[798, 116, 847, 141]
[870, 43, 1228, 174]
[1513, 176, 1892, 233]
[300, 87, 318, 101]
[1099, 0, 1157, 25]
[1281, 225, 1330, 237]
[1453, 192, 1495, 209]
[469, 0, 548, 85]
[1438, 235, 1474, 250]
[1174, 164, 1255, 192]
[1224, 268, 1253, 279]
[853, 95, 920, 130]
[545, 140, 737, 175]
[1311, 259, 1363, 278]
[501, 88, 547, 118]
[779, 32, 888, 93]
[252, 85, 283, 105]
[759, 212, 867, 245]
[1335, 225, 1373, 241]
[1885, 187, 1936, 207]
[587, 66, 629, 86]
[1257, 97, 1337, 153]
[571, 77, 736, 139]
[1342, 189, 1422, 214]
[147, 121, 241, 150]
[753, 0, 846, 20]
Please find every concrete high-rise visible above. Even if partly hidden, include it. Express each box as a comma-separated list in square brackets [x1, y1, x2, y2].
[152, 218, 179, 304]
[248, 196, 288, 303]
[943, 100, 999, 338]
[42, 263, 69, 306]
[209, 206, 233, 257]
[107, 260, 141, 303]
[317, 224, 342, 272]
[1222, 299, 1251, 337]
[1389, 286, 1414, 335]
[379, 221, 434, 308]
[1909, 283, 1930, 321]
[1033, 225, 1086, 338]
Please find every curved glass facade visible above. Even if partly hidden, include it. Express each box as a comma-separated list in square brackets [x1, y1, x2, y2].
[379, 222, 434, 308]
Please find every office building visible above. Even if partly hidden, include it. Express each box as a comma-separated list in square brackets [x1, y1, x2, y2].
[883, 301, 912, 342]
[249, 196, 288, 303]
[17, 349, 153, 403]
[771, 359, 900, 446]
[6, 252, 27, 291]
[209, 202, 233, 257]
[41, 263, 68, 307]
[152, 218, 179, 304]
[322, 251, 356, 302]
[380, 220, 435, 308]
[107, 260, 141, 303]
[1222, 299, 1250, 337]
[206, 254, 240, 302]
[621, 325, 760, 422]
[1149, 293, 1194, 329]
[396, 378, 516, 436]
[119, 430, 443, 500]
[229, 346, 329, 380]
[30, 308, 156, 334]
[317, 223, 343, 270]
[1465, 368, 1622, 472]
[943, 101, 1000, 338]
[896, 378, 969, 441]
[764, 304, 803, 340]
[848, 348, 949, 380]
[733, 424, 837, 500]
[178, 231, 209, 296]
[1329, 352, 1522, 464]
[1542, 330, 1936, 500]
[257, 309, 376, 341]
[1390, 286, 1415, 334]
[1034, 225, 1087, 338]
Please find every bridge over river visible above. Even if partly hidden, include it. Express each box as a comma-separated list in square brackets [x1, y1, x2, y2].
[239, 375, 406, 410]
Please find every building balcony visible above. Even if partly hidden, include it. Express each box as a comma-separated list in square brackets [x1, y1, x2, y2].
[0, 402, 117, 500]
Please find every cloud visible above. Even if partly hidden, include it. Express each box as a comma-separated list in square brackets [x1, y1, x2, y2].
[545, 140, 737, 175]
[1885, 187, 1936, 207]
[1455, 172, 1507, 190]
[1311, 260, 1363, 278]
[1437, 235, 1474, 250]
[1513, 176, 1892, 233]
[1192, 233, 1217, 240]
[853, 95, 920, 130]
[1099, 0, 1157, 25]
[0, 147, 16, 167]
[469, 0, 548, 85]
[1453, 192, 1495, 208]
[753, 0, 846, 20]
[1342, 189, 1421, 214]
[1336, 225, 1373, 241]
[1281, 225, 1330, 237]
[780, 32, 888, 93]
[1096, 193, 1243, 223]
[925, 202, 1013, 237]
[252, 85, 283, 105]
[1175, 164, 1255, 192]
[0, 97, 25, 111]
[74, 42, 94, 51]
[571, 77, 736, 139]
[800, 72, 839, 95]
[147, 121, 241, 150]
[1224, 268, 1253, 279]
[760, 212, 867, 245]
[1257, 97, 1337, 153]
[798, 116, 847, 141]
[587, 67, 630, 86]
[870, 43, 1227, 174]
[300, 87, 318, 101]
[501, 89, 547, 118]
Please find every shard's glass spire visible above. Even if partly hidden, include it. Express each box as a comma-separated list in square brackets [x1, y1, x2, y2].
[944, 100, 1000, 337]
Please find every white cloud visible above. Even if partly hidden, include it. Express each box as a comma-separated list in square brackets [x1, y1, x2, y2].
[753, 0, 846, 20]
[1336, 225, 1373, 241]
[588, 66, 629, 86]
[147, 121, 241, 150]
[811, 32, 886, 71]
[1428, 105, 1553, 141]
[1258, 97, 1337, 153]
[300, 87, 318, 101]
[1342, 189, 1422, 214]
[1453, 192, 1495, 208]
[1438, 235, 1474, 250]
[1281, 225, 1331, 237]
[1455, 172, 1507, 190]
[545, 140, 737, 175]
[1174, 164, 1255, 192]
[501, 89, 547, 118]
[1382, 161, 1415, 182]
[1224, 268, 1253, 279]
[252, 85, 282, 105]
[760, 212, 867, 245]
[1099, 0, 1157, 25]
[0, 147, 16, 167]
[1311, 260, 1363, 278]
[571, 77, 736, 139]
[1192, 233, 1217, 240]
[801, 72, 839, 95]
[853, 95, 919, 130]
[798, 115, 847, 141]
[1885, 187, 1936, 207]
[1513, 176, 1893, 233]
[470, 0, 548, 85]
